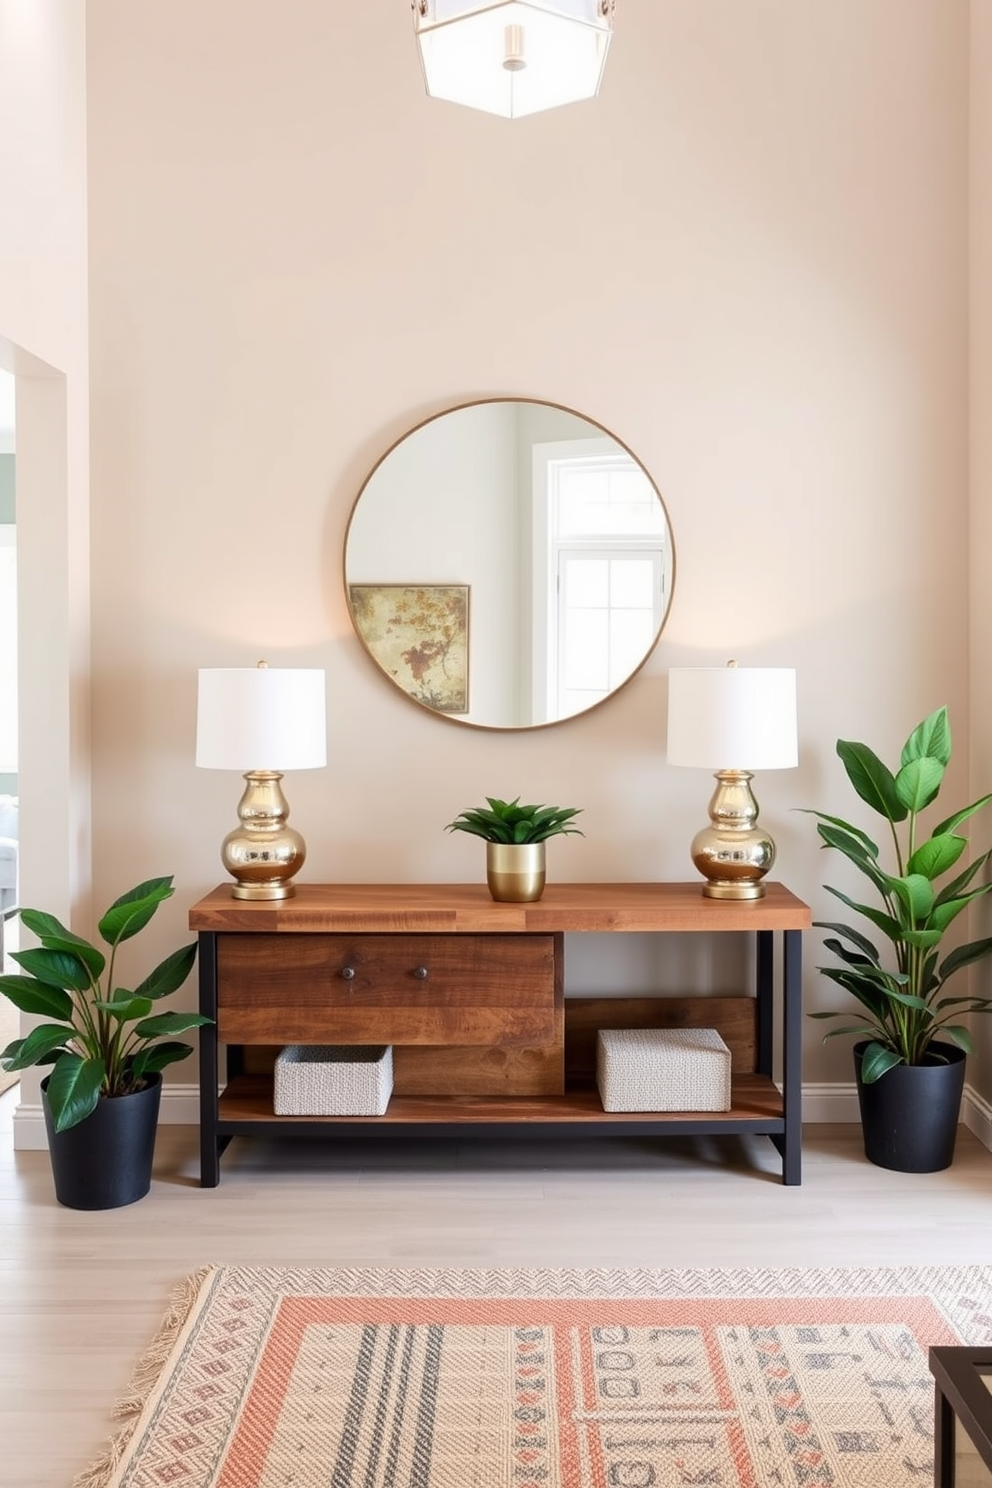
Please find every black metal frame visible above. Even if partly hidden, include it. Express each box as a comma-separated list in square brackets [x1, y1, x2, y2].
[931, 1346, 992, 1488]
[198, 924, 804, 1188]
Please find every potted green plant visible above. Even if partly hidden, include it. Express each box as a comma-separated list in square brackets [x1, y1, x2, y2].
[806, 706, 992, 1171]
[0, 875, 209, 1208]
[446, 796, 584, 902]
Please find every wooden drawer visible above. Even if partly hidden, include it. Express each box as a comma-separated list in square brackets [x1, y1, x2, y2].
[216, 933, 557, 1046]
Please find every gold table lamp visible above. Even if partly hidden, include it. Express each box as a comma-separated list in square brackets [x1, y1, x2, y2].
[196, 663, 327, 900]
[666, 661, 798, 900]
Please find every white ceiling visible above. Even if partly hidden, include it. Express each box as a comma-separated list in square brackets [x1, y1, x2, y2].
[0, 370, 13, 453]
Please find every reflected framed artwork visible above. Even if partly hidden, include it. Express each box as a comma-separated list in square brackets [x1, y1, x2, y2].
[349, 584, 469, 714]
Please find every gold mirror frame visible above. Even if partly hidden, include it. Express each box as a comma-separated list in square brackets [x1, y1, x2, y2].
[343, 397, 676, 732]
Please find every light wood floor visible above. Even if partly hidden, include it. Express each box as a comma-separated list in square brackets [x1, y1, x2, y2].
[3, 1087, 992, 1488]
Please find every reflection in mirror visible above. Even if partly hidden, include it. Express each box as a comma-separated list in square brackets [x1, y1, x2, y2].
[344, 399, 675, 730]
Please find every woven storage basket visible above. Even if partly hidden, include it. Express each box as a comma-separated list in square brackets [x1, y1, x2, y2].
[274, 1045, 393, 1116]
[596, 1027, 731, 1112]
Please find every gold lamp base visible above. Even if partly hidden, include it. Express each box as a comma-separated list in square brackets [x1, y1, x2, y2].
[221, 771, 306, 900]
[690, 769, 775, 900]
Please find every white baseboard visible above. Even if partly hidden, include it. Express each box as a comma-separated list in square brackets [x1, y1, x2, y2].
[12, 1082, 202, 1150]
[797, 1082, 861, 1124]
[799, 1079, 992, 1150]
[962, 1081, 992, 1149]
[10, 1080, 992, 1153]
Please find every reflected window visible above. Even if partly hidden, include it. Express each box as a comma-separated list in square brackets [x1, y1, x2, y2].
[534, 443, 670, 720]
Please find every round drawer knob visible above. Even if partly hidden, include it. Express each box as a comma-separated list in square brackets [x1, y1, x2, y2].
[340, 966, 356, 981]
[413, 965, 429, 980]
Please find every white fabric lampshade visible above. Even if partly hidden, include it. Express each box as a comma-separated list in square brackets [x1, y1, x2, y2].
[666, 666, 798, 771]
[196, 667, 327, 772]
[414, 0, 612, 120]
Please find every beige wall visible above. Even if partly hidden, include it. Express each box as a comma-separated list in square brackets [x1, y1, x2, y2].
[82, 0, 972, 1089]
[970, 1, 992, 1107]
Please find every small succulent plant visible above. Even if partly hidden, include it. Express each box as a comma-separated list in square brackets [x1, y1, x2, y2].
[445, 796, 584, 845]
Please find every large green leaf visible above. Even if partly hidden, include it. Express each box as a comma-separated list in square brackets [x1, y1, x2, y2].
[907, 834, 966, 881]
[129, 1041, 194, 1077]
[824, 885, 902, 944]
[882, 872, 934, 923]
[859, 1042, 903, 1083]
[44, 1052, 106, 1132]
[800, 811, 879, 857]
[17, 910, 106, 978]
[821, 1023, 879, 1041]
[934, 993, 992, 1012]
[937, 1025, 974, 1053]
[899, 928, 945, 949]
[9, 946, 91, 992]
[820, 936, 876, 969]
[937, 936, 992, 981]
[902, 707, 951, 767]
[883, 990, 929, 1010]
[934, 849, 992, 904]
[816, 966, 889, 1017]
[813, 920, 882, 963]
[820, 950, 907, 999]
[815, 820, 876, 863]
[97, 877, 174, 946]
[133, 1011, 213, 1039]
[836, 740, 906, 822]
[92, 994, 154, 1022]
[929, 884, 992, 933]
[0, 1023, 73, 1071]
[933, 792, 992, 836]
[0, 974, 73, 1020]
[920, 948, 940, 993]
[894, 756, 945, 813]
[815, 826, 891, 898]
[133, 942, 198, 1001]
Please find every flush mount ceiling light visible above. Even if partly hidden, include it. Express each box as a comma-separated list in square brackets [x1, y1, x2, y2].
[413, 0, 615, 119]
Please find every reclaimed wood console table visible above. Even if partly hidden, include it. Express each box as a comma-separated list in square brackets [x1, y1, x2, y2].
[189, 881, 810, 1187]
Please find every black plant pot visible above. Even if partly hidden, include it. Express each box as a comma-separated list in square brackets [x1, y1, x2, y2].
[853, 1040, 966, 1173]
[41, 1072, 162, 1209]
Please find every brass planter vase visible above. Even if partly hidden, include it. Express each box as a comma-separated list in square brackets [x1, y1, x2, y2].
[486, 842, 546, 902]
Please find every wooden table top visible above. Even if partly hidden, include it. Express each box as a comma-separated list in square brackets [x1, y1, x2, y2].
[189, 881, 812, 935]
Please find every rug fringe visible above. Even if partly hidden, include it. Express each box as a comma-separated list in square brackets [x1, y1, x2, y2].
[71, 1265, 217, 1488]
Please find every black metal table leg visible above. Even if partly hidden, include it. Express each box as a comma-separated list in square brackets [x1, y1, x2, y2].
[198, 932, 221, 1187]
[780, 927, 803, 1184]
[935, 1385, 955, 1488]
[756, 929, 774, 1078]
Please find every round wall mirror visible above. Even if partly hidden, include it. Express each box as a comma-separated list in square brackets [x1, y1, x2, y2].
[343, 397, 675, 730]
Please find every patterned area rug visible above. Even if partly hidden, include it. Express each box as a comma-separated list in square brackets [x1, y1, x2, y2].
[77, 1264, 992, 1488]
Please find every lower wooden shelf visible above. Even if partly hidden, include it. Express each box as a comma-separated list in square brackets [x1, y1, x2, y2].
[216, 1073, 785, 1131]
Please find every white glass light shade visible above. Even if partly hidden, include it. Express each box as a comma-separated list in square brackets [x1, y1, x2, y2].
[196, 668, 327, 772]
[666, 667, 798, 771]
[414, 0, 613, 119]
